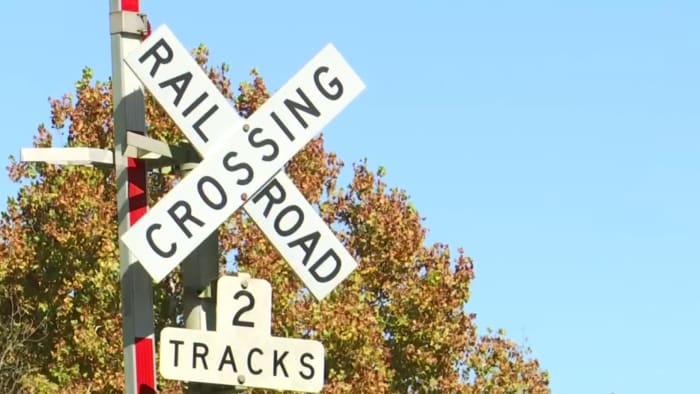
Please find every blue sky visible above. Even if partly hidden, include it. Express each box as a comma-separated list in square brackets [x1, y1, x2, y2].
[1, 1, 699, 393]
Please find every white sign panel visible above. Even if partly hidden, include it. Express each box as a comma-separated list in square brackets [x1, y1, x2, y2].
[160, 327, 324, 392]
[216, 276, 271, 336]
[123, 25, 358, 298]
[121, 25, 365, 283]
[246, 174, 357, 299]
[124, 25, 238, 152]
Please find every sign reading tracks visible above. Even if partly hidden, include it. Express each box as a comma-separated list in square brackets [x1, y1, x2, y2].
[121, 25, 364, 299]
[160, 276, 324, 392]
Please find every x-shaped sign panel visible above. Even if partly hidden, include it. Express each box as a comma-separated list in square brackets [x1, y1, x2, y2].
[121, 26, 364, 299]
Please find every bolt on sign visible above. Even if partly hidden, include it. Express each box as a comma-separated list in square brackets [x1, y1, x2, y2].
[120, 25, 364, 299]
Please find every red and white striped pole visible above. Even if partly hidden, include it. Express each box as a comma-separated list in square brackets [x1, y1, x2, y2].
[109, 1, 156, 392]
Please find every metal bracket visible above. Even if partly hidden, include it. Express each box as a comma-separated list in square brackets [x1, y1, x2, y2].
[125, 131, 201, 172]
[125, 131, 176, 160]
[20, 147, 114, 167]
[109, 11, 148, 35]
[196, 286, 213, 299]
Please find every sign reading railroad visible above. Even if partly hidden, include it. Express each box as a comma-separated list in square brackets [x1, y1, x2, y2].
[121, 25, 363, 299]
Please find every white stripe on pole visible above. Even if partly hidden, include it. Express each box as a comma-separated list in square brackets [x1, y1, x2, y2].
[109, 0, 156, 392]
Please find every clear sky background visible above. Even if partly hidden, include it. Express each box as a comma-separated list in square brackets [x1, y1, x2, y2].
[1, 1, 698, 393]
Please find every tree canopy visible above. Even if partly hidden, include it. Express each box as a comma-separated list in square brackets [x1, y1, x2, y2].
[0, 45, 549, 393]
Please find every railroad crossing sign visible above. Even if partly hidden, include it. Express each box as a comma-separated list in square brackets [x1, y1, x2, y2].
[121, 25, 364, 299]
[160, 276, 324, 392]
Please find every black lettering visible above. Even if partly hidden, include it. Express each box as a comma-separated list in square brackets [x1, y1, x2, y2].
[299, 353, 315, 380]
[157, 72, 192, 106]
[222, 152, 254, 186]
[192, 104, 219, 143]
[182, 92, 208, 117]
[284, 88, 320, 129]
[251, 178, 285, 217]
[169, 340, 184, 367]
[192, 342, 209, 370]
[248, 127, 279, 162]
[218, 345, 237, 372]
[287, 231, 320, 265]
[247, 348, 263, 375]
[314, 66, 344, 100]
[167, 201, 204, 238]
[273, 350, 289, 377]
[146, 223, 176, 258]
[232, 290, 255, 328]
[309, 249, 341, 283]
[270, 111, 295, 142]
[197, 176, 227, 210]
[138, 38, 173, 77]
[274, 205, 304, 237]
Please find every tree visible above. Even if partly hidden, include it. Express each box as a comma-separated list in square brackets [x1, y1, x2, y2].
[0, 45, 550, 393]
[0, 286, 50, 393]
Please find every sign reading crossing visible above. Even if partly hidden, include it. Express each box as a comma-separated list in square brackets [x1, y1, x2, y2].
[121, 26, 363, 298]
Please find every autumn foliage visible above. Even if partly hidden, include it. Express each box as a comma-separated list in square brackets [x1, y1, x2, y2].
[0, 45, 549, 393]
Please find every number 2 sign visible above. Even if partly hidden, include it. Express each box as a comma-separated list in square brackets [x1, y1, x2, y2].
[216, 275, 272, 337]
[159, 275, 324, 391]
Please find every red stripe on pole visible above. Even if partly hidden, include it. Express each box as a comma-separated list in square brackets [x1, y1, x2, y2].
[127, 150, 152, 392]
[129, 156, 153, 389]
[124, 9, 153, 392]
[127, 157, 148, 225]
[128, 156, 153, 394]
[135, 337, 156, 394]
[122, 0, 139, 12]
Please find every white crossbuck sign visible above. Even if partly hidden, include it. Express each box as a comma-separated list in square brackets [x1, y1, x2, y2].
[160, 276, 324, 392]
[121, 26, 364, 299]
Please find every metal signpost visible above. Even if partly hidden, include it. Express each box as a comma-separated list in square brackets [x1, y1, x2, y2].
[109, 2, 157, 392]
[21, 3, 365, 392]
[22, 2, 158, 392]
